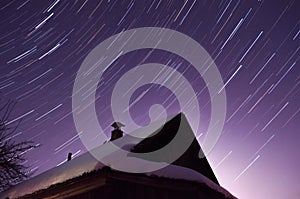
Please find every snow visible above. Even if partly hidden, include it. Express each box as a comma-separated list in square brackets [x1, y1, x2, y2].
[149, 165, 235, 198]
[0, 116, 235, 199]
[0, 150, 104, 199]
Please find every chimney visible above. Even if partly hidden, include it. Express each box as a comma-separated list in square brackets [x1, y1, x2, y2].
[110, 122, 125, 141]
[67, 152, 72, 161]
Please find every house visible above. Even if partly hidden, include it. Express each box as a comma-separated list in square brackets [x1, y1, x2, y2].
[0, 113, 236, 199]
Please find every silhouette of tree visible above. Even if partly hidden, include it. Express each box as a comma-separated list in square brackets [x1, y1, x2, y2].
[0, 100, 37, 192]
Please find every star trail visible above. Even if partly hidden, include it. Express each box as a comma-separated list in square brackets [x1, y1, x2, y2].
[0, 0, 299, 199]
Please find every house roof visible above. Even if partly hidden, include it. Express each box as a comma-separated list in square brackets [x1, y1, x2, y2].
[0, 113, 234, 199]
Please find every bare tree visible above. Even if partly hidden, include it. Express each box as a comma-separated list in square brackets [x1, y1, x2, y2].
[0, 100, 36, 192]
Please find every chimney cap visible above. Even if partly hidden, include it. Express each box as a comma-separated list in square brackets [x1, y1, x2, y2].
[111, 122, 125, 129]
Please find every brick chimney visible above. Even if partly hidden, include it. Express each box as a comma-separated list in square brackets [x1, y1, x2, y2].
[110, 122, 125, 141]
[67, 152, 72, 161]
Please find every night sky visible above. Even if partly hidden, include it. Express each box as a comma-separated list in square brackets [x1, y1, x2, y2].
[0, 0, 299, 199]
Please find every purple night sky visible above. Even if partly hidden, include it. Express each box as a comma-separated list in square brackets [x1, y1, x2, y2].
[0, 0, 299, 198]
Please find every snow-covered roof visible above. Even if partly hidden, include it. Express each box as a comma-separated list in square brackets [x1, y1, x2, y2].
[0, 114, 235, 198]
